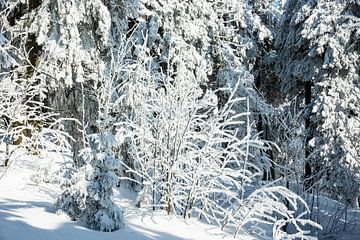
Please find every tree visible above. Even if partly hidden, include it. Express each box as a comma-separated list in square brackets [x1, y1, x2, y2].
[1, 0, 329, 237]
[55, 115, 124, 232]
[275, 0, 360, 205]
[1, 0, 113, 168]
[115, 35, 320, 238]
[0, 1, 70, 166]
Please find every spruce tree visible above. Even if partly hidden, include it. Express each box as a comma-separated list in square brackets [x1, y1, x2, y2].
[275, 0, 360, 205]
[1, 0, 113, 167]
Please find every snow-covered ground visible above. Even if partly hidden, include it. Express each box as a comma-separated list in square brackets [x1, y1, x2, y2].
[0, 150, 250, 240]
[313, 195, 360, 239]
[1, 149, 360, 240]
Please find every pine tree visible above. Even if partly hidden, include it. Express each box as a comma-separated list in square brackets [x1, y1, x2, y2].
[1, 0, 113, 167]
[55, 116, 124, 232]
[0, 1, 62, 161]
[275, 0, 360, 205]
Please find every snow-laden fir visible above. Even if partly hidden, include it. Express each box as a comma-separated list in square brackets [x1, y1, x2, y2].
[1, 0, 360, 239]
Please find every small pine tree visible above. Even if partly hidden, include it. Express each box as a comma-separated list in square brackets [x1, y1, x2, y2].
[55, 117, 123, 232]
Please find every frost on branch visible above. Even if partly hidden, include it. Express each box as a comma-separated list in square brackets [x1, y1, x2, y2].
[116, 43, 319, 238]
[223, 185, 322, 240]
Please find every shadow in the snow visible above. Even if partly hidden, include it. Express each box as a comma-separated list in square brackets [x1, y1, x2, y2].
[0, 199, 191, 240]
[0, 199, 56, 213]
[114, 187, 160, 224]
[122, 202, 161, 225]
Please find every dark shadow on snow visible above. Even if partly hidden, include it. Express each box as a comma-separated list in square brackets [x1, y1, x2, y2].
[0, 198, 191, 240]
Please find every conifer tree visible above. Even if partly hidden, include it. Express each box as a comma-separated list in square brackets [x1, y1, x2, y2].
[275, 0, 360, 205]
[0, 0, 113, 167]
[55, 117, 124, 231]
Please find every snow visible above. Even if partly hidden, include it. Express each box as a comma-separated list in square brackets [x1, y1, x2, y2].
[0, 151, 247, 240]
[311, 195, 360, 239]
[1, 149, 358, 239]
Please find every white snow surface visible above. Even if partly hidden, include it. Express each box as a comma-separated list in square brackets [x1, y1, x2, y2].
[0, 151, 249, 240]
[1, 149, 360, 240]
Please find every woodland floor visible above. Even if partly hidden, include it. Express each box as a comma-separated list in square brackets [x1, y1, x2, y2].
[0, 148, 248, 240]
[1, 147, 360, 239]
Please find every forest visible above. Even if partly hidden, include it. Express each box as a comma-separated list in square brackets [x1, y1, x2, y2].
[0, 0, 360, 239]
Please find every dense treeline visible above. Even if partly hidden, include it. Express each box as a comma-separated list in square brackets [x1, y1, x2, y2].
[0, 0, 359, 238]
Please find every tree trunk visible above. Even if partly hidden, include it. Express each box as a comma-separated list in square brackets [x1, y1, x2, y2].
[47, 83, 99, 168]
[304, 80, 313, 191]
